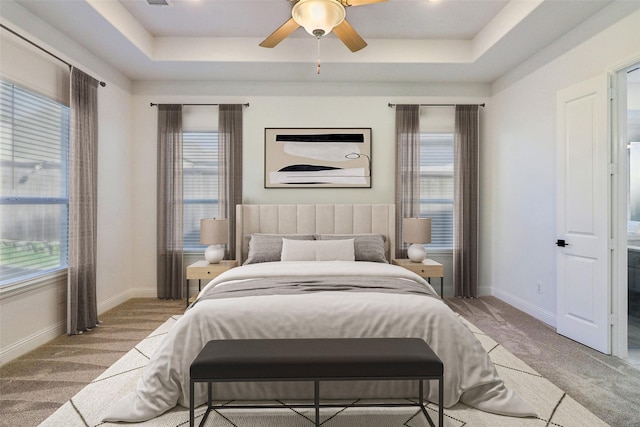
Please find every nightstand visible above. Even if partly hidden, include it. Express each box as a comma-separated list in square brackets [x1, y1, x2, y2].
[392, 258, 444, 298]
[186, 260, 238, 306]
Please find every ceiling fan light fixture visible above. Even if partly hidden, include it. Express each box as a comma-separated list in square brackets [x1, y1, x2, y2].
[292, 0, 346, 37]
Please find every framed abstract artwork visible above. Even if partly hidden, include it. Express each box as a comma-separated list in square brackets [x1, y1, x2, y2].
[264, 128, 372, 188]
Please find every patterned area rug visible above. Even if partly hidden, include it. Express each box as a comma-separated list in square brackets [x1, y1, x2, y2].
[40, 315, 608, 427]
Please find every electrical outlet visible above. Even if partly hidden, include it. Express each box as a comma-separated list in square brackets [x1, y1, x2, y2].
[536, 281, 543, 295]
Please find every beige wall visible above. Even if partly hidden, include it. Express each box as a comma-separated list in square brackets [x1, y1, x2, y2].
[129, 92, 487, 296]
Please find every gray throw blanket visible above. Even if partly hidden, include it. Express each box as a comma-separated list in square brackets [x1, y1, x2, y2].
[193, 275, 436, 307]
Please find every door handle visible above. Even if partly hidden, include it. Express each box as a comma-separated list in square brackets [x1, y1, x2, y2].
[556, 239, 570, 247]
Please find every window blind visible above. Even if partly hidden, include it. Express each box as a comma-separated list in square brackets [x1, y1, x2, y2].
[420, 132, 454, 250]
[0, 80, 70, 285]
[183, 131, 218, 251]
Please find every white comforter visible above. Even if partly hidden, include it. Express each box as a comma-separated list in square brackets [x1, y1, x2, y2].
[104, 261, 536, 422]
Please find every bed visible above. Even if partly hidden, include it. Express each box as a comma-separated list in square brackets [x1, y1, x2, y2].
[104, 204, 536, 422]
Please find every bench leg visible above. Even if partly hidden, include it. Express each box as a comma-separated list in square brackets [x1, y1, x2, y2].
[189, 380, 194, 427]
[191, 381, 214, 427]
[314, 380, 320, 427]
[419, 380, 436, 427]
[439, 376, 444, 427]
[199, 382, 214, 427]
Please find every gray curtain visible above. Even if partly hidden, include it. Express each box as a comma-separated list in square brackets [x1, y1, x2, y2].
[67, 68, 99, 335]
[218, 105, 243, 260]
[453, 105, 480, 298]
[394, 104, 420, 259]
[157, 105, 184, 299]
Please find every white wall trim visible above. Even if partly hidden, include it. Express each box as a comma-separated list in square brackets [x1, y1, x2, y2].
[96, 289, 134, 315]
[129, 287, 159, 298]
[478, 285, 493, 297]
[492, 287, 557, 327]
[0, 319, 65, 366]
[1, 289, 160, 366]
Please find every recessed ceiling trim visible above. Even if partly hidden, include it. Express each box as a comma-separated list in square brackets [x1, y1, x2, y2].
[472, 0, 543, 59]
[86, 0, 154, 55]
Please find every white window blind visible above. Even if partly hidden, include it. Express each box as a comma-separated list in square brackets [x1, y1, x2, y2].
[420, 132, 454, 250]
[183, 131, 218, 251]
[0, 80, 70, 285]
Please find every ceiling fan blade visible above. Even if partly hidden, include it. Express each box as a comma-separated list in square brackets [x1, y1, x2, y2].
[333, 19, 367, 52]
[343, 0, 387, 7]
[259, 18, 300, 48]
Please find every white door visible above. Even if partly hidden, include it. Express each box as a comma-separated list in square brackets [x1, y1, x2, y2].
[556, 75, 611, 354]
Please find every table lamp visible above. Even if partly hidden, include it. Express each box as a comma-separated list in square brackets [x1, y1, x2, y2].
[200, 218, 228, 264]
[403, 217, 432, 263]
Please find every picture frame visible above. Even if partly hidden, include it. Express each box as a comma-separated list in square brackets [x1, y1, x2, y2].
[264, 127, 372, 188]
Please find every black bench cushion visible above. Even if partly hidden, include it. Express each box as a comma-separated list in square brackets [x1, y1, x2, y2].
[190, 338, 443, 381]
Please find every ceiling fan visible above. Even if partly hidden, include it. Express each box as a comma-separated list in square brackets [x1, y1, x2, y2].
[259, 0, 387, 53]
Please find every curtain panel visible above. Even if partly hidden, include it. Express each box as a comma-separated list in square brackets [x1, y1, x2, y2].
[218, 105, 243, 260]
[157, 105, 184, 299]
[453, 105, 480, 298]
[394, 104, 421, 259]
[67, 68, 99, 335]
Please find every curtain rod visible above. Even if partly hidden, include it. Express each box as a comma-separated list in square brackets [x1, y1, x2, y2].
[1, 24, 106, 87]
[388, 103, 485, 108]
[150, 103, 250, 107]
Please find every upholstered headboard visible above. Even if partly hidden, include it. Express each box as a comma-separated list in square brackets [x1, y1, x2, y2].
[235, 204, 395, 264]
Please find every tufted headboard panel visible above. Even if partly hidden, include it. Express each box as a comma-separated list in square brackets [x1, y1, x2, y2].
[235, 204, 395, 263]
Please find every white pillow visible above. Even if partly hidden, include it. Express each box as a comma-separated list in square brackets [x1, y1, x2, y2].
[281, 238, 355, 262]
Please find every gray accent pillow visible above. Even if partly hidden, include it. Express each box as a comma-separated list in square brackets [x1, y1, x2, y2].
[244, 234, 315, 265]
[315, 234, 388, 263]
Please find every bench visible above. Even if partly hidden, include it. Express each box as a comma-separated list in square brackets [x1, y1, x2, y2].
[189, 337, 444, 427]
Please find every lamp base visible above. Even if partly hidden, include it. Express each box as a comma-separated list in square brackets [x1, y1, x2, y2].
[204, 245, 224, 264]
[407, 243, 427, 263]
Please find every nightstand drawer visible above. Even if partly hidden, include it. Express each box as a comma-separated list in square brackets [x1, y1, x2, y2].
[392, 259, 443, 277]
[187, 260, 238, 280]
[414, 265, 443, 276]
[392, 258, 444, 298]
[186, 260, 238, 307]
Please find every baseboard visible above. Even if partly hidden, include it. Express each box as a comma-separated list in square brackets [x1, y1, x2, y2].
[1, 289, 154, 366]
[0, 320, 65, 366]
[491, 287, 557, 327]
[97, 289, 134, 315]
[477, 285, 493, 297]
[129, 287, 159, 298]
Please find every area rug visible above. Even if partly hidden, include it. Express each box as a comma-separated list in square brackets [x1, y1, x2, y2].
[39, 315, 608, 427]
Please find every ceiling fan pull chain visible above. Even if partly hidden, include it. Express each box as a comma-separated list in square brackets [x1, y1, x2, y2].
[316, 36, 321, 75]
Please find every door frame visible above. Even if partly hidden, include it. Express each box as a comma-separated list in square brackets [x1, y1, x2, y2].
[611, 55, 640, 358]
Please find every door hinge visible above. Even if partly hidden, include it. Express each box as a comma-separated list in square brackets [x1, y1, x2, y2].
[609, 314, 616, 326]
[609, 239, 616, 250]
[608, 87, 615, 101]
[609, 163, 617, 175]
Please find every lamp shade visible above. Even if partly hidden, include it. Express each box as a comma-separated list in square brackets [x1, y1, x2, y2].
[292, 0, 346, 37]
[402, 218, 432, 244]
[200, 219, 229, 245]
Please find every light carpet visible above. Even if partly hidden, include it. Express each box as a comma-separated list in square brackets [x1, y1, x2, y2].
[40, 315, 608, 427]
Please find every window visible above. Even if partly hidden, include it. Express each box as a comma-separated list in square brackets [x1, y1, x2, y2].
[0, 81, 70, 286]
[420, 132, 454, 250]
[183, 131, 218, 252]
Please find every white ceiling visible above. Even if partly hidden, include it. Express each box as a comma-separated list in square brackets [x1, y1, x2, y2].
[10, 0, 638, 84]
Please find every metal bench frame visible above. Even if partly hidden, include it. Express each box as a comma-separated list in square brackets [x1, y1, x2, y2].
[189, 339, 444, 427]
